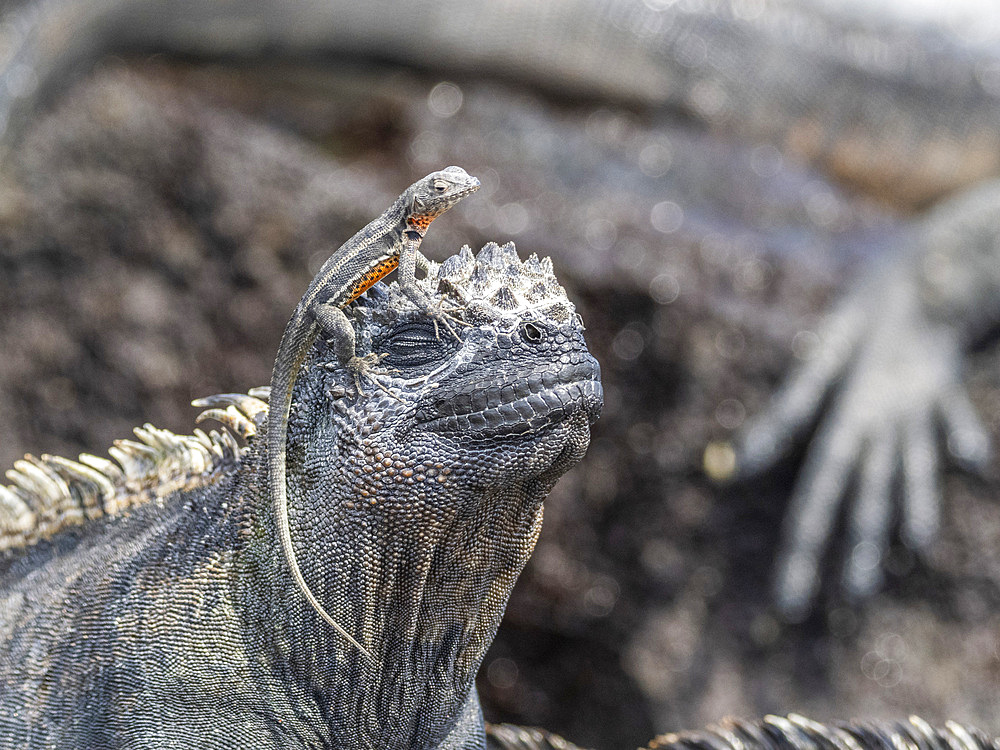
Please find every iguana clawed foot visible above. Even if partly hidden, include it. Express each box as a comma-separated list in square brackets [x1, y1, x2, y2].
[722, 257, 989, 621]
[716, 182, 1000, 621]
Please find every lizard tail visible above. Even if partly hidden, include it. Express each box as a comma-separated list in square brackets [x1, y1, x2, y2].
[267, 311, 375, 663]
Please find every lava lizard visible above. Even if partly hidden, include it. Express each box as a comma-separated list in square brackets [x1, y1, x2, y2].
[267, 166, 480, 656]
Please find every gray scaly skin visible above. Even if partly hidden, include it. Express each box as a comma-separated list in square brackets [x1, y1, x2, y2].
[640, 714, 1000, 750]
[0, 241, 602, 748]
[268, 166, 479, 655]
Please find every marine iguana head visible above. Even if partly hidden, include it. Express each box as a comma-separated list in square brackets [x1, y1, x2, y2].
[404, 165, 481, 233]
[277, 241, 601, 747]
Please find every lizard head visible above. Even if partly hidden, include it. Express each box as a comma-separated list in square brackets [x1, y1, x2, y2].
[406, 166, 481, 232]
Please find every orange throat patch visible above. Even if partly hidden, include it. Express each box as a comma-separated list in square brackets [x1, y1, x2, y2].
[407, 213, 435, 232]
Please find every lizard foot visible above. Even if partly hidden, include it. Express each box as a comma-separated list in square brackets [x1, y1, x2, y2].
[325, 354, 402, 402]
[425, 298, 468, 342]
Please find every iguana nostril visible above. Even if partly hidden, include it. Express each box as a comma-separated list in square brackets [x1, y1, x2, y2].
[521, 322, 544, 343]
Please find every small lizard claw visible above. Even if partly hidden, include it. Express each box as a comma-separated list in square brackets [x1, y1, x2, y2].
[426, 299, 467, 342]
[325, 354, 402, 402]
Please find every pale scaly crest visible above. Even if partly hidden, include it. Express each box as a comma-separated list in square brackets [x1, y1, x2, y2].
[0, 388, 270, 550]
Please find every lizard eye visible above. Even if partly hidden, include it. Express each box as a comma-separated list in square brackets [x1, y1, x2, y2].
[381, 321, 456, 370]
[432, 179, 449, 192]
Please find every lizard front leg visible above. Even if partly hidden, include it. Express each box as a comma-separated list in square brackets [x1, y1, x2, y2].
[311, 301, 392, 397]
[398, 231, 465, 340]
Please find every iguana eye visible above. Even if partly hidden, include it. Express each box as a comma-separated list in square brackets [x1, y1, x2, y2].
[381, 321, 455, 369]
[432, 179, 449, 192]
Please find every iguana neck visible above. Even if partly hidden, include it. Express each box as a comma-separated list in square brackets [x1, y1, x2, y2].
[236, 442, 549, 748]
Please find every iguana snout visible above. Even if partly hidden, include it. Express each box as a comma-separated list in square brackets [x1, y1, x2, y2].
[414, 330, 602, 437]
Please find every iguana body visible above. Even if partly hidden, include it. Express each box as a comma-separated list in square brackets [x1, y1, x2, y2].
[267, 166, 479, 653]
[0, 242, 602, 748]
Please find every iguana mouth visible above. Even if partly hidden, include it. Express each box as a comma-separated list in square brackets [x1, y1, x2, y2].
[416, 358, 603, 436]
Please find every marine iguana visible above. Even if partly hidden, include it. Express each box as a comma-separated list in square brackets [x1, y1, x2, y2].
[0, 241, 603, 747]
[2, 0, 1000, 620]
[486, 714, 1000, 750]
